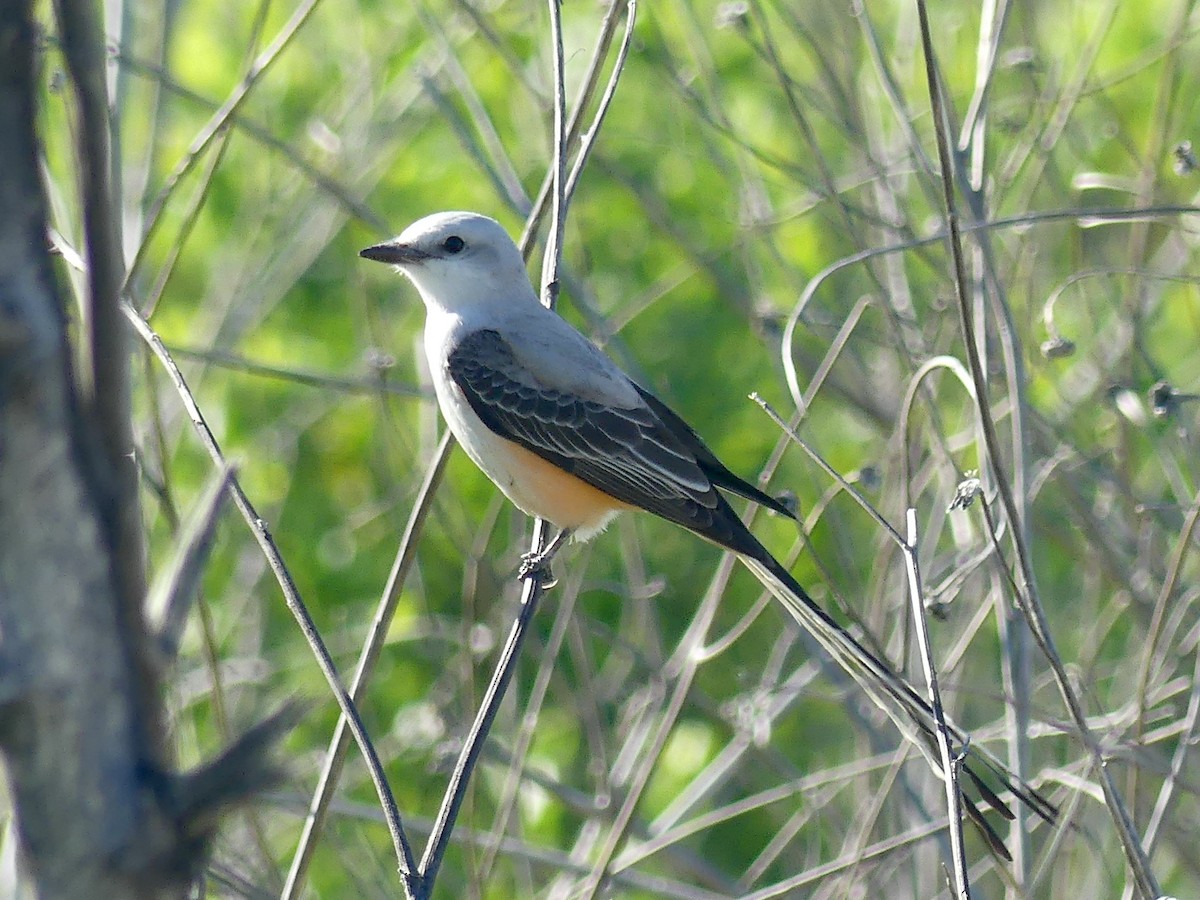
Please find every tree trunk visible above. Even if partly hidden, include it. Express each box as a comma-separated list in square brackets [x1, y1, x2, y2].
[0, 3, 177, 895]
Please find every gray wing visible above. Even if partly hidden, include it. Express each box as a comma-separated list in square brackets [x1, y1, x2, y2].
[446, 329, 760, 548]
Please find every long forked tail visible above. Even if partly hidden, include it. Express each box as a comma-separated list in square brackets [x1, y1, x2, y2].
[737, 547, 1057, 860]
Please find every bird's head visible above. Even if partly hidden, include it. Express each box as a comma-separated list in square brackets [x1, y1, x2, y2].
[360, 211, 538, 313]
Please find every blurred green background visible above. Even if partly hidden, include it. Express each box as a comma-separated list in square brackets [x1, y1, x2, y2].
[30, 0, 1200, 895]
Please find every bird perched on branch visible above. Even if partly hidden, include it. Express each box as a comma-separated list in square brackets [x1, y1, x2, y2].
[361, 210, 1055, 859]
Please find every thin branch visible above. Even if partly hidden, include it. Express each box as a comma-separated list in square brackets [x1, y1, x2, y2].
[1135, 485, 1200, 740]
[539, 0, 569, 299]
[414, 0, 578, 891]
[1139, 628, 1200, 858]
[913, 2, 1159, 894]
[562, 0, 638, 208]
[477, 558, 588, 878]
[519, 0, 633, 251]
[902, 509, 969, 899]
[54, 0, 148, 643]
[111, 46, 388, 232]
[281, 431, 453, 900]
[121, 301, 420, 889]
[164, 343, 429, 398]
[148, 463, 233, 660]
[752, 394, 905, 547]
[739, 816, 954, 900]
[413, 548, 550, 896]
[780, 203, 1200, 413]
[125, 0, 329, 288]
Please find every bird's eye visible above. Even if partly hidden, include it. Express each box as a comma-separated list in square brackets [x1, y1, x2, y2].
[442, 235, 465, 254]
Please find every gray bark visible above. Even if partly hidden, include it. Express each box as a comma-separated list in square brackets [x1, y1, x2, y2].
[0, 3, 237, 895]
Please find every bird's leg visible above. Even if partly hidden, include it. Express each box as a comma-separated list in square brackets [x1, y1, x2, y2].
[518, 528, 572, 585]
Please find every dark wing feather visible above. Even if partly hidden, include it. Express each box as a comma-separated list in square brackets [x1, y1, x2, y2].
[631, 384, 795, 519]
[446, 329, 761, 552]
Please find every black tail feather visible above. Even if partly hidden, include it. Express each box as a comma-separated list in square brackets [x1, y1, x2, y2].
[734, 535, 1057, 860]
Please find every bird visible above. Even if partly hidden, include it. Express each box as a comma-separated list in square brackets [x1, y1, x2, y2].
[360, 210, 1054, 857]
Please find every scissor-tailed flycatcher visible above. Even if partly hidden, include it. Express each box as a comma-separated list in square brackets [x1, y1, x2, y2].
[361, 211, 1054, 854]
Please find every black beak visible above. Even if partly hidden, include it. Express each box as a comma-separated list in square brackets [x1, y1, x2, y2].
[359, 241, 429, 264]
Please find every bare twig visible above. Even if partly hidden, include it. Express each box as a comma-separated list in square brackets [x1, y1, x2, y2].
[739, 816, 959, 900]
[752, 395, 904, 547]
[280, 431, 453, 899]
[519, 0, 634, 252]
[125, 0, 329, 288]
[164, 343, 428, 397]
[539, 0, 569, 299]
[414, 0, 576, 892]
[901, 509, 969, 898]
[148, 463, 234, 660]
[1135, 486, 1200, 741]
[913, 1, 1159, 894]
[54, 0, 148, 654]
[413, 539, 551, 896]
[780, 204, 1200, 414]
[111, 46, 388, 232]
[1138, 628, 1200, 859]
[562, 0, 638, 208]
[121, 301, 420, 889]
[477, 558, 589, 878]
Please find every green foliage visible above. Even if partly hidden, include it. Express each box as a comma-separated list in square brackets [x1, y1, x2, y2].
[30, 0, 1200, 895]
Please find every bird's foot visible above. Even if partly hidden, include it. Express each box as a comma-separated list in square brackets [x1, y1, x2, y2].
[517, 550, 557, 588]
[516, 528, 572, 588]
